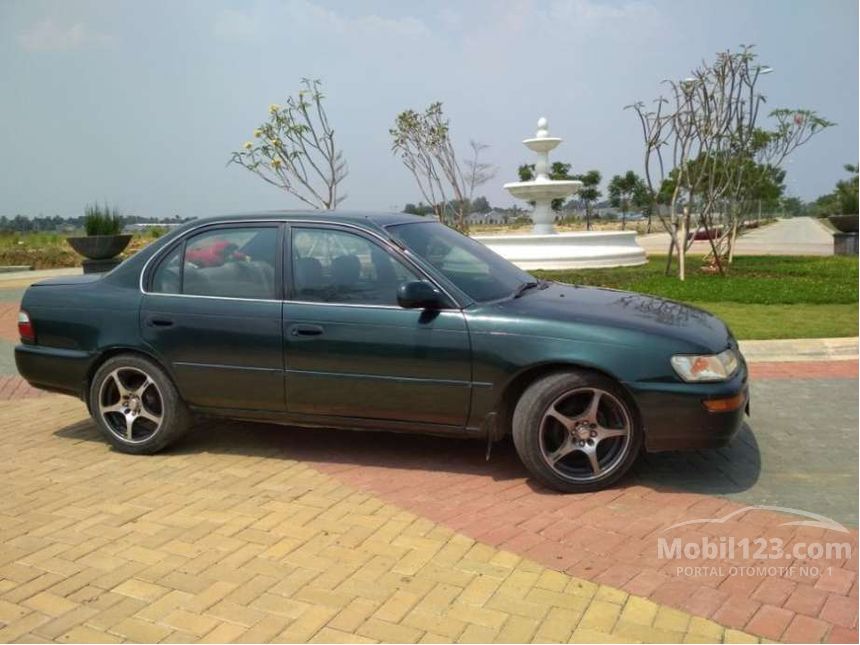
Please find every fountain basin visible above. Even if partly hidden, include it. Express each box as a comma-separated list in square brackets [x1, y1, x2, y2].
[473, 230, 647, 270]
[522, 137, 563, 153]
[503, 180, 583, 201]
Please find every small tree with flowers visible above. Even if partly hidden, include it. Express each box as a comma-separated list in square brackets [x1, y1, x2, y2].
[230, 79, 347, 210]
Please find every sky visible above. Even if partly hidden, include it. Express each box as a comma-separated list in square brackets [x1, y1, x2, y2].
[1, 0, 858, 219]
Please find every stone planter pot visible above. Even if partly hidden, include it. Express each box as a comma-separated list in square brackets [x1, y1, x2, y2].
[827, 215, 859, 233]
[66, 234, 132, 260]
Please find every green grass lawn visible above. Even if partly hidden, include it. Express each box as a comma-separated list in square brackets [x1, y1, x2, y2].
[691, 303, 857, 340]
[534, 255, 858, 340]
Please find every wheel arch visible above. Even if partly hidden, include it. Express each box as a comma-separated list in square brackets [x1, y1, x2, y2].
[493, 361, 641, 438]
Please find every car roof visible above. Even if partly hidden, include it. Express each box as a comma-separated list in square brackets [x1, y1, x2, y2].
[183, 210, 430, 235]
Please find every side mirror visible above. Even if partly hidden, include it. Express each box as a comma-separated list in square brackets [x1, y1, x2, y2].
[397, 281, 446, 309]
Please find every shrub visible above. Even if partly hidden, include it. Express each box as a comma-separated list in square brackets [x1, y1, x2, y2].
[836, 164, 858, 215]
[83, 203, 123, 236]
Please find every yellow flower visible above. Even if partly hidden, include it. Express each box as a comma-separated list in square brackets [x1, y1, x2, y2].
[243, 141, 253, 150]
[271, 158, 282, 168]
[269, 139, 279, 147]
[268, 104, 280, 114]
[253, 129, 262, 138]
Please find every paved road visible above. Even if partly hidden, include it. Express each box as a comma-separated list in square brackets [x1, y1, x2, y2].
[635, 376, 859, 527]
[639, 217, 834, 256]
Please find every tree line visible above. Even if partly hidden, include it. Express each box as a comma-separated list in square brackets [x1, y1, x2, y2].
[0, 213, 189, 234]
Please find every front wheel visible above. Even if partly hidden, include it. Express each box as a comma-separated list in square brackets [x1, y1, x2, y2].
[512, 371, 642, 493]
[89, 354, 191, 454]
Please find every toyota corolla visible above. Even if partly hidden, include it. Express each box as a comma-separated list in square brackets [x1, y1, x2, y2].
[15, 212, 749, 492]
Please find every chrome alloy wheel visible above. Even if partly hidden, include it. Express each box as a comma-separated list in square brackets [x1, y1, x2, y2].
[98, 367, 164, 444]
[538, 387, 632, 482]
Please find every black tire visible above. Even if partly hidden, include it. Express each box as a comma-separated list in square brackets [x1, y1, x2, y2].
[88, 354, 191, 454]
[512, 370, 642, 493]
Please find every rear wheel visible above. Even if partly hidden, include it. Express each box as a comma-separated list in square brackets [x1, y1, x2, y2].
[512, 371, 642, 492]
[89, 354, 190, 454]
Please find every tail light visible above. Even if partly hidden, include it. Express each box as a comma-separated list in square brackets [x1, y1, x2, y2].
[18, 310, 35, 342]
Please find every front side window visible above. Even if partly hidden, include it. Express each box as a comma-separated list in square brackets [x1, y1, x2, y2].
[150, 226, 278, 299]
[387, 221, 533, 302]
[291, 227, 419, 305]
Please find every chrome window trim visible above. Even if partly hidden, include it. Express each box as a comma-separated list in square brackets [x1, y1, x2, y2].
[142, 292, 282, 304]
[139, 217, 462, 308]
[144, 292, 437, 312]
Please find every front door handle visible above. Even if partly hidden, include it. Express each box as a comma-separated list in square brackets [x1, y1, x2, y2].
[289, 324, 324, 337]
[146, 317, 174, 328]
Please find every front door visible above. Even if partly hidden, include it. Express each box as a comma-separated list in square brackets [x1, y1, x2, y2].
[141, 223, 285, 411]
[283, 225, 471, 427]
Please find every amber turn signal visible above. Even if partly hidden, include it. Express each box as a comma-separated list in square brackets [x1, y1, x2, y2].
[702, 391, 746, 413]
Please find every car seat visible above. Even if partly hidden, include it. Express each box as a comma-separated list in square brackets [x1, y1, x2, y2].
[331, 255, 361, 293]
[294, 256, 325, 298]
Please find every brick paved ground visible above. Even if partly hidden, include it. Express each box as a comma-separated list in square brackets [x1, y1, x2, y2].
[0, 302, 21, 342]
[0, 290, 857, 643]
[0, 375, 49, 401]
[0, 391, 856, 643]
[749, 361, 858, 380]
[2, 397, 770, 644]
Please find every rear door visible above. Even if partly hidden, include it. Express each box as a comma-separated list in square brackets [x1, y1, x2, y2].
[141, 223, 285, 411]
[283, 225, 472, 427]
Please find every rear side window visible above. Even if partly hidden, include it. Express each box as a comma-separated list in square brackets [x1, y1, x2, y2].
[150, 244, 182, 294]
[150, 226, 279, 299]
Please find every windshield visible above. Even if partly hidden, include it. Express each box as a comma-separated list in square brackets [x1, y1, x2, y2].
[387, 221, 534, 303]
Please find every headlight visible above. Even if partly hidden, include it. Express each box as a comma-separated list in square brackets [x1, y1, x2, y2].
[671, 349, 739, 382]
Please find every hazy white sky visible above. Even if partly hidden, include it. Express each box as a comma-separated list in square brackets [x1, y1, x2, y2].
[2, 0, 857, 218]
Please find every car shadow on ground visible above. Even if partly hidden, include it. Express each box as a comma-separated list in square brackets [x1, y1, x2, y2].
[54, 415, 761, 497]
[632, 424, 761, 494]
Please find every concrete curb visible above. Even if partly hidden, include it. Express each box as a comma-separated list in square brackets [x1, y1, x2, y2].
[0, 267, 81, 290]
[0, 267, 80, 281]
[740, 337, 858, 363]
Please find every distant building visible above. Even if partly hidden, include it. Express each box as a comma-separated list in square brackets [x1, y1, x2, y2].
[466, 209, 508, 225]
[125, 222, 182, 233]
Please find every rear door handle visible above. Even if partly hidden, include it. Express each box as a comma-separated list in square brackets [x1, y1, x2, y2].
[289, 324, 324, 337]
[146, 317, 174, 328]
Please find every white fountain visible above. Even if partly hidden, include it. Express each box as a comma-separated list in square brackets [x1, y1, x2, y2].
[473, 117, 647, 270]
[504, 117, 582, 235]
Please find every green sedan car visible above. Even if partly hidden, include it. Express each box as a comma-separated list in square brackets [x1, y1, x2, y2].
[15, 212, 749, 492]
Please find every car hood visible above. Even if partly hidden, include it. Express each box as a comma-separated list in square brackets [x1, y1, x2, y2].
[488, 281, 733, 353]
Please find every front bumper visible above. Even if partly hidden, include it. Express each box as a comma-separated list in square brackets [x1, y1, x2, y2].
[628, 367, 749, 452]
[15, 344, 92, 399]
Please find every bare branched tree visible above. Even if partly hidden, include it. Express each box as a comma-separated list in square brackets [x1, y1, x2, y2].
[230, 79, 347, 210]
[629, 46, 831, 279]
[681, 48, 768, 274]
[628, 75, 698, 279]
[464, 140, 497, 205]
[390, 103, 470, 231]
[757, 109, 835, 168]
